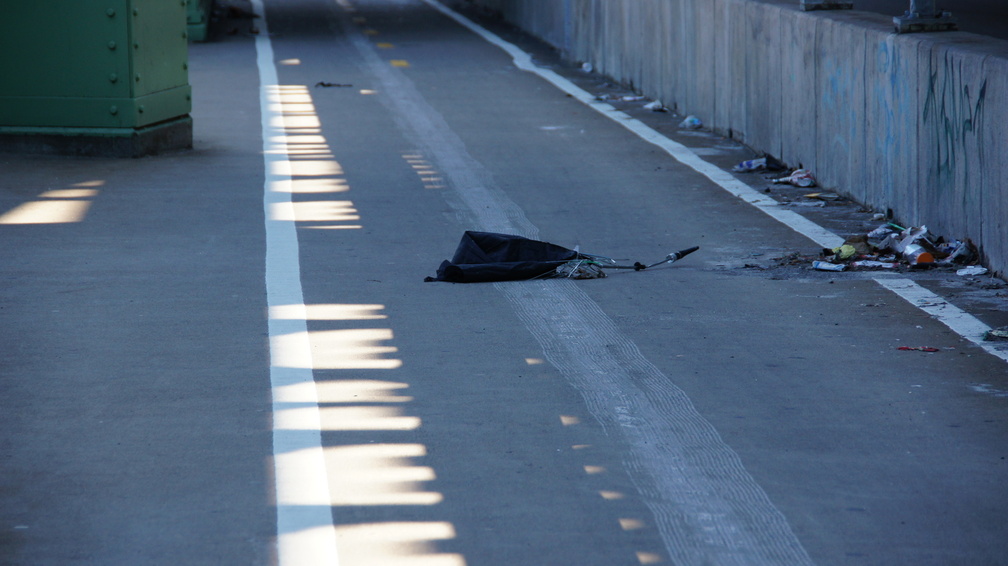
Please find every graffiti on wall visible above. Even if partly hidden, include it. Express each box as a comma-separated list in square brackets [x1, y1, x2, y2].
[922, 52, 987, 191]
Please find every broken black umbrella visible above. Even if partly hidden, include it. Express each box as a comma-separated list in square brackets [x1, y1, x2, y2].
[425, 232, 698, 282]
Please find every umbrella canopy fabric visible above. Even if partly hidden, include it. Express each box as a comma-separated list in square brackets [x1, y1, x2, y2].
[425, 231, 582, 283]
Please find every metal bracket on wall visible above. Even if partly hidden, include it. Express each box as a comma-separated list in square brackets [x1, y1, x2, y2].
[800, 0, 853, 11]
[894, 0, 957, 32]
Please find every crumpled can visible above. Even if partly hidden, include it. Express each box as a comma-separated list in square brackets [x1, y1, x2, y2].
[903, 243, 934, 266]
[812, 260, 845, 272]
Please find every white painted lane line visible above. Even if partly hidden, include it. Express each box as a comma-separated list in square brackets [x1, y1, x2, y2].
[875, 278, 1007, 362]
[251, 0, 341, 563]
[422, 0, 1004, 368]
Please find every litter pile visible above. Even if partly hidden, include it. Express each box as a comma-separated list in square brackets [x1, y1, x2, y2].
[728, 154, 990, 276]
[811, 223, 983, 273]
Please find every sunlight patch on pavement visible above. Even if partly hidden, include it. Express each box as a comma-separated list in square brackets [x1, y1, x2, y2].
[335, 522, 466, 566]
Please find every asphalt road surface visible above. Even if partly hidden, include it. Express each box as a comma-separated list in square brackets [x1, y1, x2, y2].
[2, 0, 1007, 564]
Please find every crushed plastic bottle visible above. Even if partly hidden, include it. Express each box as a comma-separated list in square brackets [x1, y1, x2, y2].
[732, 158, 768, 172]
[678, 115, 702, 129]
[773, 169, 816, 187]
[734, 155, 786, 173]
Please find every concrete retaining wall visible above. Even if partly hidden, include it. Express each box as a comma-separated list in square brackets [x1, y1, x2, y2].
[460, 0, 1008, 276]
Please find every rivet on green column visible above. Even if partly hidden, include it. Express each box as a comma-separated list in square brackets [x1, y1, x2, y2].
[182, 62, 188, 70]
[135, 74, 141, 82]
[138, 105, 145, 114]
[108, 73, 118, 83]
[106, 8, 116, 17]
[107, 41, 117, 50]
[109, 106, 119, 115]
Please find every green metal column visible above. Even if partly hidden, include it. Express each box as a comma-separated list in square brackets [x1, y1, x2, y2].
[0, 0, 193, 157]
[187, 0, 212, 42]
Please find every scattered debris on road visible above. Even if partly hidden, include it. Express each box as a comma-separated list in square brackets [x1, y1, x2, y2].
[798, 223, 987, 273]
